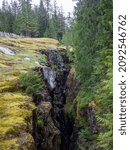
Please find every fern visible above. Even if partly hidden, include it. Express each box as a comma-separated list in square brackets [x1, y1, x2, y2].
[96, 130, 112, 150]
[96, 114, 112, 130]
[96, 114, 112, 149]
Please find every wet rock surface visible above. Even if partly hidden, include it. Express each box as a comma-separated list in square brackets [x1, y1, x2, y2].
[42, 67, 57, 90]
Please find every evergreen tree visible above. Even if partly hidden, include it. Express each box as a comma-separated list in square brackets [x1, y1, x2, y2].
[0, 0, 66, 38]
[72, 0, 113, 149]
[50, 1, 66, 40]
[10, 0, 19, 17]
[57, 7, 66, 32]
[51, 0, 59, 37]
[2, 0, 9, 12]
[16, 0, 38, 36]
[43, 0, 56, 38]
[0, 9, 4, 31]
[38, 0, 47, 37]
[44, 0, 50, 14]
[1, 0, 14, 32]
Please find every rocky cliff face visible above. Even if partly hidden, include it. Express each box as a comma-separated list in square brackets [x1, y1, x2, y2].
[32, 48, 74, 150]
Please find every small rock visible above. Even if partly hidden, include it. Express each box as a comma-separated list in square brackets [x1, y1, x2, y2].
[48, 45, 57, 51]
[24, 57, 31, 61]
[0, 46, 15, 55]
[35, 61, 39, 65]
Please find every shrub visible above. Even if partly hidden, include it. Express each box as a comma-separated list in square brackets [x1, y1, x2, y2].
[20, 70, 43, 95]
[78, 128, 96, 150]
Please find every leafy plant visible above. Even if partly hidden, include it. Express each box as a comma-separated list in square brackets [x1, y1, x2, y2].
[78, 128, 96, 150]
[20, 70, 43, 95]
[96, 114, 113, 150]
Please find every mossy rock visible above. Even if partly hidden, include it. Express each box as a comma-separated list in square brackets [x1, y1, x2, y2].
[0, 37, 62, 149]
[0, 133, 35, 150]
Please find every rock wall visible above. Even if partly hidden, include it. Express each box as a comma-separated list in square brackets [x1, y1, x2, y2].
[32, 48, 74, 150]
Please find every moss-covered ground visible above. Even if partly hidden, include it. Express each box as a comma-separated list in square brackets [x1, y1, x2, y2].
[0, 37, 60, 149]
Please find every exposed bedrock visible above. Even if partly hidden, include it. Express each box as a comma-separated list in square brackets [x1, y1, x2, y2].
[32, 48, 76, 150]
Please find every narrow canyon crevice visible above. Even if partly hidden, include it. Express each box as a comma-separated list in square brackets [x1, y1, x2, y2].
[32, 48, 76, 150]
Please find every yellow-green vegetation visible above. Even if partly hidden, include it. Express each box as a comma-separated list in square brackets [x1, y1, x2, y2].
[0, 93, 35, 149]
[0, 38, 59, 72]
[20, 70, 44, 95]
[0, 37, 60, 149]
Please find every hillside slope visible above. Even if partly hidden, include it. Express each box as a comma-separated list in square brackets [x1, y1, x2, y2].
[0, 38, 61, 149]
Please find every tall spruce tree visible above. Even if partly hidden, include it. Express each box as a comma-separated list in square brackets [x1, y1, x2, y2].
[1, 0, 14, 32]
[16, 0, 38, 36]
[50, 1, 65, 40]
[10, 0, 18, 17]
[38, 0, 47, 37]
[43, 0, 54, 37]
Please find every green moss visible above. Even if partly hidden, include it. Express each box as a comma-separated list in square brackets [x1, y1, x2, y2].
[38, 55, 47, 64]
[0, 93, 35, 149]
[18, 132, 35, 150]
[37, 116, 44, 127]
[0, 138, 19, 150]
[0, 37, 60, 149]
[0, 133, 35, 150]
